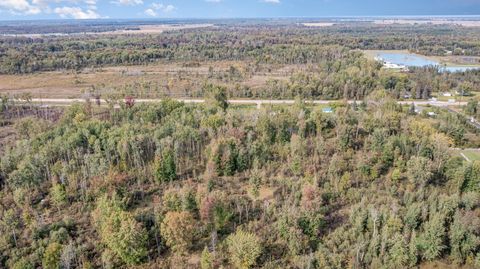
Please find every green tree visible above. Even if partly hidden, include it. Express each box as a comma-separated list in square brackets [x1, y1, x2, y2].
[226, 230, 262, 269]
[408, 231, 419, 266]
[1, 208, 19, 246]
[213, 203, 232, 233]
[449, 212, 480, 264]
[201, 246, 214, 269]
[11, 258, 34, 269]
[42, 242, 63, 269]
[407, 156, 433, 186]
[0, 94, 8, 112]
[389, 234, 408, 268]
[249, 175, 261, 199]
[404, 203, 422, 230]
[155, 149, 177, 183]
[103, 211, 147, 265]
[457, 82, 473, 97]
[92, 195, 148, 265]
[50, 183, 67, 208]
[418, 213, 446, 261]
[391, 168, 402, 182]
[461, 161, 480, 192]
[204, 84, 229, 112]
[464, 99, 478, 116]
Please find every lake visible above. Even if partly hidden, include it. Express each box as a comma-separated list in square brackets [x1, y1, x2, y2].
[375, 52, 480, 73]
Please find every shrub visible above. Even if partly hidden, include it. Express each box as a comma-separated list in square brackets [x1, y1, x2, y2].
[226, 230, 262, 269]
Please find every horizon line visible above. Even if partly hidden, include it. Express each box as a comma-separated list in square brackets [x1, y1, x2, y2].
[1, 14, 480, 22]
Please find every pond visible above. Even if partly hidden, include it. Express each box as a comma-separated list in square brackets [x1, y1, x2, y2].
[375, 52, 480, 73]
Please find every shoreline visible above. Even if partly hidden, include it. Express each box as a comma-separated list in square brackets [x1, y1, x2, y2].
[363, 49, 480, 68]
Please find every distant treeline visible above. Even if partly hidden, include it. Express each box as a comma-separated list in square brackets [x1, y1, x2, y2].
[1, 24, 480, 74]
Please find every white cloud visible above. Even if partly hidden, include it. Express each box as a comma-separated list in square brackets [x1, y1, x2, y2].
[262, 0, 280, 3]
[145, 2, 175, 16]
[152, 3, 175, 12]
[205, 0, 222, 2]
[0, 0, 104, 18]
[54, 6, 100, 19]
[84, 0, 97, 6]
[144, 8, 156, 16]
[0, 0, 41, 14]
[111, 0, 143, 6]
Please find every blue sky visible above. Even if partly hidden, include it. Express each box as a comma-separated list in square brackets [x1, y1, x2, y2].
[0, 0, 479, 20]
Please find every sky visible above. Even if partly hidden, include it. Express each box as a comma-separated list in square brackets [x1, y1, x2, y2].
[0, 0, 479, 20]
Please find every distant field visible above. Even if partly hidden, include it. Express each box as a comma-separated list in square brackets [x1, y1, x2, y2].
[100, 24, 215, 35]
[302, 22, 335, 27]
[1, 24, 215, 37]
[373, 19, 480, 27]
[0, 61, 294, 98]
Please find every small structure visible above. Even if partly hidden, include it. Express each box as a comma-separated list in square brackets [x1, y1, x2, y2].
[442, 92, 452, 97]
[375, 56, 408, 71]
[124, 96, 135, 108]
[322, 107, 334, 113]
[427, 111, 437, 117]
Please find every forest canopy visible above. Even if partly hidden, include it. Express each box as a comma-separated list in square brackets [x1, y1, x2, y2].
[0, 93, 479, 268]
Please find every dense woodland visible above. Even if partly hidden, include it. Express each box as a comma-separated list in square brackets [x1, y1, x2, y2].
[0, 88, 479, 268]
[1, 21, 480, 269]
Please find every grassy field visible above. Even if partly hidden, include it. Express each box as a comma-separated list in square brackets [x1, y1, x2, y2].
[0, 61, 294, 98]
[452, 149, 480, 162]
[462, 150, 480, 161]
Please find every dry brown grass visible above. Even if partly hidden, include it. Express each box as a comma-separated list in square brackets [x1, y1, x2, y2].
[302, 23, 335, 27]
[100, 24, 215, 35]
[420, 260, 476, 269]
[0, 61, 302, 98]
[6, 24, 215, 38]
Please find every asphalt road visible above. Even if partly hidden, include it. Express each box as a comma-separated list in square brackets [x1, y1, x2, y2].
[23, 97, 477, 130]
[21, 98, 468, 108]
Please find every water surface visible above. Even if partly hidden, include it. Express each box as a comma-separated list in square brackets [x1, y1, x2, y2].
[376, 52, 480, 72]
